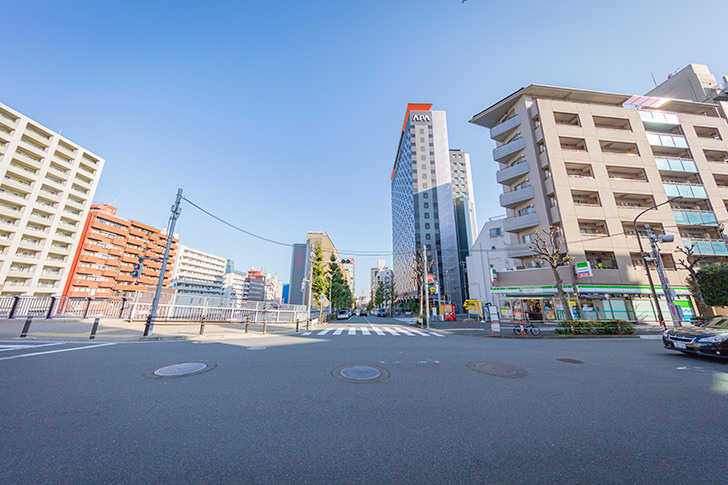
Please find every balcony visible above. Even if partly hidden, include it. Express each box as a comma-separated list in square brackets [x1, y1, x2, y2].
[503, 212, 540, 233]
[673, 211, 718, 226]
[496, 160, 530, 185]
[682, 239, 728, 256]
[493, 136, 526, 162]
[499, 186, 535, 208]
[663, 183, 707, 199]
[490, 115, 521, 142]
[506, 243, 535, 259]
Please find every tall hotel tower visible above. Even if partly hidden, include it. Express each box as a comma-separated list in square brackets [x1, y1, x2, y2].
[391, 104, 463, 310]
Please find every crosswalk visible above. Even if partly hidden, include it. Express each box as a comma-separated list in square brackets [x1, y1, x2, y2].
[301, 327, 445, 337]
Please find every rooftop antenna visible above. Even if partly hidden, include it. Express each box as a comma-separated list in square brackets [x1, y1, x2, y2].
[651, 73, 658, 87]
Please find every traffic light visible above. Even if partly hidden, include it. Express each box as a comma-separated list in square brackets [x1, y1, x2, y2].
[131, 263, 143, 278]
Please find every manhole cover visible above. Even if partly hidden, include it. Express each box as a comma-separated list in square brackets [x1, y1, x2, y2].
[145, 362, 216, 379]
[467, 361, 528, 378]
[333, 365, 389, 383]
[247, 347, 267, 351]
[557, 358, 584, 364]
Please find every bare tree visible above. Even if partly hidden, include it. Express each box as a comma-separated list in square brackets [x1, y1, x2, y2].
[529, 225, 573, 321]
[676, 244, 710, 317]
[410, 248, 433, 317]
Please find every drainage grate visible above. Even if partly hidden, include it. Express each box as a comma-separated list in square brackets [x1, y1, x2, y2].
[467, 361, 528, 378]
[332, 365, 389, 383]
[557, 358, 584, 364]
[145, 362, 216, 379]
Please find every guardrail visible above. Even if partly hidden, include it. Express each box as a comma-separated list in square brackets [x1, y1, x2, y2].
[0, 296, 308, 323]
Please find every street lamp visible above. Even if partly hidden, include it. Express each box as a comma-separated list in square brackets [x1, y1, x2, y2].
[634, 195, 682, 328]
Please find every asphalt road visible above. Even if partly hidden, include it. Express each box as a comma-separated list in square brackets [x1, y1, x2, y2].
[1, 315, 727, 484]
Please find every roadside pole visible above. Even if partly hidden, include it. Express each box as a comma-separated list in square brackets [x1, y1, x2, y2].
[145, 188, 183, 337]
[423, 243, 430, 329]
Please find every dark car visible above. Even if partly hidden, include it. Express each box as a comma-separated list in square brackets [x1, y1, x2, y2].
[663, 316, 728, 358]
[376, 309, 386, 318]
[359, 310, 368, 316]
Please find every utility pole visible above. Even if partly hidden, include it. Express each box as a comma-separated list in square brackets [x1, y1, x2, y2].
[422, 242, 430, 329]
[144, 188, 183, 337]
[646, 225, 681, 328]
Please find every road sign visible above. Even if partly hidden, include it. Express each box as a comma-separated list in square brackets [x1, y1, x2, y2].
[319, 295, 324, 301]
[427, 274, 435, 283]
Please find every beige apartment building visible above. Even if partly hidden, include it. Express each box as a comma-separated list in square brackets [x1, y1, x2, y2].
[469, 67, 728, 322]
[0, 101, 104, 296]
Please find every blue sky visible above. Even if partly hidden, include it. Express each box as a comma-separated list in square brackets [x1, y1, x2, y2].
[2, 1, 725, 296]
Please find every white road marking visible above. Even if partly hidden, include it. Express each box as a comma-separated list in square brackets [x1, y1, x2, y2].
[301, 332, 312, 336]
[0, 343, 63, 352]
[317, 328, 333, 335]
[347, 328, 356, 336]
[409, 329, 430, 336]
[394, 327, 416, 336]
[639, 335, 662, 340]
[428, 331, 446, 337]
[0, 343, 117, 361]
[370, 326, 385, 335]
[333, 328, 344, 335]
[383, 327, 400, 336]
[360, 327, 370, 335]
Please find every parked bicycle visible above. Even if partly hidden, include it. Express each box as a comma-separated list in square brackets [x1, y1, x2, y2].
[513, 322, 541, 336]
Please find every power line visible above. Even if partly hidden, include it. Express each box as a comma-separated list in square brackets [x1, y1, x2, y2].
[182, 197, 293, 248]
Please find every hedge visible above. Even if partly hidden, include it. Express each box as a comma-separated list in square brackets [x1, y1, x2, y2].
[553, 319, 634, 335]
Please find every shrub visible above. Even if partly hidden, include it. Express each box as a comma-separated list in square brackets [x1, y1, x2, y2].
[553, 319, 633, 335]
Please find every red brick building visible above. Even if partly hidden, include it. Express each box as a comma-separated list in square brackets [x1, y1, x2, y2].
[62, 204, 178, 297]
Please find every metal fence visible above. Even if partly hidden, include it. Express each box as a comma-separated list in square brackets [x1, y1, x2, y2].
[0, 296, 308, 323]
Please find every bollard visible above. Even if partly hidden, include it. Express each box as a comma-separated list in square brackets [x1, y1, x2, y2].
[199, 317, 205, 335]
[20, 316, 33, 338]
[263, 321, 267, 334]
[143, 314, 153, 337]
[295, 319, 299, 332]
[90, 317, 100, 340]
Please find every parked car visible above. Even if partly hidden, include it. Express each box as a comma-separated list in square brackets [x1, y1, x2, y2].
[663, 316, 728, 358]
[337, 309, 350, 319]
[376, 309, 386, 318]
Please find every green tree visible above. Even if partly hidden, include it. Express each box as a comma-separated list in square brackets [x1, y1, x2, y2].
[311, 243, 328, 303]
[695, 263, 728, 308]
[380, 278, 398, 317]
[373, 284, 384, 309]
[366, 300, 374, 312]
[529, 225, 573, 321]
[328, 257, 353, 309]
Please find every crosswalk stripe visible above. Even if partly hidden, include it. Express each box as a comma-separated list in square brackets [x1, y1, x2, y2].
[428, 331, 445, 337]
[360, 327, 370, 335]
[370, 327, 385, 335]
[333, 328, 344, 335]
[382, 327, 400, 335]
[301, 332, 312, 336]
[347, 328, 356, 335]
[409, 329, 430, 336]
[395, 327, 416, 336]
[317, 328, 333, 335]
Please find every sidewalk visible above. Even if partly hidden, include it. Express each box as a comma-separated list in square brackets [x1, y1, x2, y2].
[397, 317, 666, 338]
[0, 317, 320, 342]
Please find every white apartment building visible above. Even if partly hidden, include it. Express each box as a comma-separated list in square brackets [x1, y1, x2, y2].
[0, 101, 104, 296]
[468, 64, 728, 322]
[171, 244, 227, 297]
[223, 270, 246, 304]
[370, 258, 386, 299]
[466, 215, 519, 305]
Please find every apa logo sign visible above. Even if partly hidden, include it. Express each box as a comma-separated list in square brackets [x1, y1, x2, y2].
[412, 114, 430, 122]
